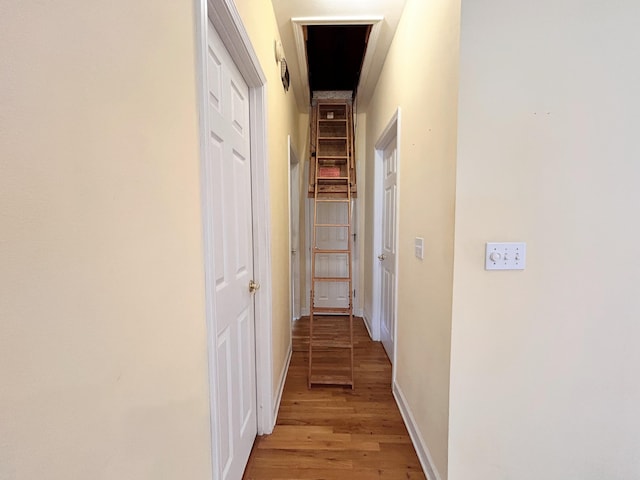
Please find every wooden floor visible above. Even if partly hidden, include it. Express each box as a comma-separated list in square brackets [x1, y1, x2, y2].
[243, 316, 426, 479]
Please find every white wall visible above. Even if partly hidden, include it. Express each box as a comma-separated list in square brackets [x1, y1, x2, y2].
[450, 1, 640, 478]
[0, 1, 212, 478]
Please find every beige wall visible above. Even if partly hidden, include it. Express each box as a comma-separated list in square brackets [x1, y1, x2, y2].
[450, 1, 640, 478]
[233, 0, 302, 394]
[363, 0, 461, 477]
[0, 1, 212, 478]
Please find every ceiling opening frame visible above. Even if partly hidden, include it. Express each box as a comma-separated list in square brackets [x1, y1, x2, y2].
[291, 15, 384, 107]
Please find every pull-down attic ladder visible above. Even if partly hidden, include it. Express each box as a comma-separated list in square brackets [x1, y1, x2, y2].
[307, 94, 357, 388]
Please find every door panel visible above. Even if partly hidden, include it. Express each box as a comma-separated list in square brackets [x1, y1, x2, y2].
[207, 21, 256, 480]
[380, 137, 397, 361]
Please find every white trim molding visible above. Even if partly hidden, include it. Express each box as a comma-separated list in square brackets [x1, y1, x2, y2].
[362, 311, 374, 340]
[272, 343, 293, 426]
[393, 382, 443, 480]
[249, 85, 275, 436]
[291, 15, 384, 107]
[207, 0, 267, 86]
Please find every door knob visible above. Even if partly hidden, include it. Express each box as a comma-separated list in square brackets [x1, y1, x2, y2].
[378, 254, 386, 261]
[249, 280, 260, 293]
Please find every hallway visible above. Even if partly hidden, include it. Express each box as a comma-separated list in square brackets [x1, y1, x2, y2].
[243, 317, 425, 479]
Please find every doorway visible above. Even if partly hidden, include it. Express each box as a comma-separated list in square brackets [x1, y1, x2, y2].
[197, 2, 274, 479]
[289, 137, 301, 322]
[373, 109, 400, 366]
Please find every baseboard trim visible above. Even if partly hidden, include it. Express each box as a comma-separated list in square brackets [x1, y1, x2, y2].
[271, 343, 292, 431]
[393, 382, 442, 480]
[362, 312, 374, 340]
[301, 307, 310, 316]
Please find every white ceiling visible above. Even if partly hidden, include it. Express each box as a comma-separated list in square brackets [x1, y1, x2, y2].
[270, 0, 408, 110]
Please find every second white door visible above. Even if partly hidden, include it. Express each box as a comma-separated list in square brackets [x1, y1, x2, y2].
[379, 137, 398, 361]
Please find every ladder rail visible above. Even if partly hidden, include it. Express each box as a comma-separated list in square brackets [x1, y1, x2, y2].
[308, 111, 321, 387]
[308, 99, 355, 389]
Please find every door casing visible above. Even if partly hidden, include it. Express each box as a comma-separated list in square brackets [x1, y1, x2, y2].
[288, 136, 301, 321]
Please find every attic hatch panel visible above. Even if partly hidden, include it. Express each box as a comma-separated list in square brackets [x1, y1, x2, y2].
[305, 25, 371, 98]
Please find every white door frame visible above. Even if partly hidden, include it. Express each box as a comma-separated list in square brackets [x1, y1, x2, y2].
[302, 183, 312, 317]
[288, 136, 301, 321]
[372, 109, 401, 373]
[195, 1, 274, 478]
[291, 16, 384, 108]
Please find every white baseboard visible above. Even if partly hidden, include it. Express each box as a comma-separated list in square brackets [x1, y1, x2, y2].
[362, 312, 374, 340]
[354, 307, 363, 317]
[393, 382, 442, 480]
[363, 311, 379, 340]
[271, 343, 292, 430]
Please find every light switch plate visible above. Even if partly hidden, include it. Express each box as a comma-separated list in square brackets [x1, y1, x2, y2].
[415, 237, 424, 260]
[485, 242, 526, 270]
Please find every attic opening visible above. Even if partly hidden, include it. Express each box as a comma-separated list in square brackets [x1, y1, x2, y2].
[304, 24, 371, 101]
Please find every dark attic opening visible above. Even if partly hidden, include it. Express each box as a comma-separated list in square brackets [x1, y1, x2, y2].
[305, 24, 371, 100]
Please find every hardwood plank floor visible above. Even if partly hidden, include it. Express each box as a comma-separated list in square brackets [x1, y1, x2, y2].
[243, 316, 426, 479]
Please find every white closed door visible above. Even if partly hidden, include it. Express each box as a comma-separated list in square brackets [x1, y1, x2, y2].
[314, 202, 349, 309]
[206, 21, 256, 480]
[380, 137, 397, 361]
[289, 155, 301, 320]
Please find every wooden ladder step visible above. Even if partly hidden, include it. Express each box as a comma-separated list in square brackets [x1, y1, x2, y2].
[309, 340, 353, 348]
[317, 157, 348, 163]
[309, 375, 354, 387]
[311, 306, 352, 314]
[313, 249, 350, 254]
[313, 276, 351, 282]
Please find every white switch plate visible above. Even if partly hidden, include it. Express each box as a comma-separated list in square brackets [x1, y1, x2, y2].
[415, 237, 424, 260]
[485, 242, 526, 270]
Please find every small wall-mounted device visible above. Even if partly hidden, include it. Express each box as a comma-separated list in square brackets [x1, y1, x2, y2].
[485, 242, 526, 270]
[415, 237, 424, 260]
[274, 40, 289, 91]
